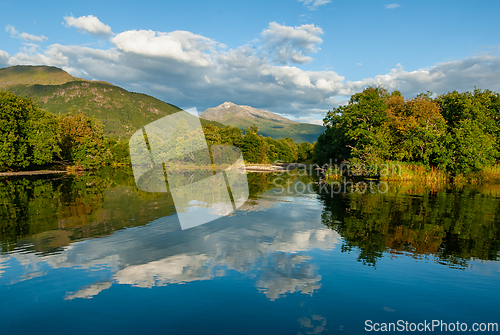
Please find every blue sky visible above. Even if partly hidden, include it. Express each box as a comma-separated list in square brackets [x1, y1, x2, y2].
[1, 0, 499, 123]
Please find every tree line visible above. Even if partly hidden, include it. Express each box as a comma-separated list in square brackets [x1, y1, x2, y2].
[202, 124, 314, 164]
[315, 87, 500, 175]
[0, 91, 314, 171]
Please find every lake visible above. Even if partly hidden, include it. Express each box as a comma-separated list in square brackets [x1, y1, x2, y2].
[0, 168, 499, 334]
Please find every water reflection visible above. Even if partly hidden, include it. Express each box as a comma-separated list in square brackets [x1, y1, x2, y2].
[1, 168, 500, 304]
[318, 183, 500, 268]
[0, 169, 341, 302]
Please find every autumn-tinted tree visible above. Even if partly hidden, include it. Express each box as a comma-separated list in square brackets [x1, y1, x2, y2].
[385, 94, 446, 165]
[59, 112, 111, 169]
[315, 87, 500, 175]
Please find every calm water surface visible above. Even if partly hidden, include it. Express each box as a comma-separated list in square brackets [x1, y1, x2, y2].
[0, 168, 499, 334]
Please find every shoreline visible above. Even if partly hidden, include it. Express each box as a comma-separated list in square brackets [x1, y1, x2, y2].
[0, 170, 67, 177]
[244, 163, 313, 173]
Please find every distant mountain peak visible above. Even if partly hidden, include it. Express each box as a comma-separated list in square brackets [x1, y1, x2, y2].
[201, 102, 296, 125]
[200, 102, 325, 143]
[218, 101, 236, 108]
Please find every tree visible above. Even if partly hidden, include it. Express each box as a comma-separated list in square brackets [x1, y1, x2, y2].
[317, 86, 390, 164]
[435, 89, 499, 174]
[0, 91, 60, 171]
[240, 126, 268, 163]
[385, 95, 446, 165]
[298, 141, 314, 161]
[59, 112, 111, 169]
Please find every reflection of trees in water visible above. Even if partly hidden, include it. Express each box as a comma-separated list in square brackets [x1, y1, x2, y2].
[1, 169, 340, 301]
[0, 169, 312, 254]
[319, 185, 500, 267]
[0, 167, 176, 253]
[246, 171, 317, 198]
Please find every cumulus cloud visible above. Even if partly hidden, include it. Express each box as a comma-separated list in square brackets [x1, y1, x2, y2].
[63, 15, 113, 37]
[112, 30, 218, 66]
[6, 18, 500, 119]
[385, 3, 401, 9]
[0, 49, 10, 66]
[299, 0, 332, 10]
[346, 55, 500, 98]
[262, 22, 323, 64]
[5, 25, 47, 42]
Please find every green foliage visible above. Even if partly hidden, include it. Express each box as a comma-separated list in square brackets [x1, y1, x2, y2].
[315, 86, 500, 176]
[386, 95, 446, 165]
[0, 91, 60, 171]
[320, 186, 500, 267]
[239, 129, 267, 163]
[434, 89, 500, 174]
[58, 112, 111, 169]
[298, 141, 314, 161]
[202, 124, 309, 164]
[9, 80, 183, 140]
[107, 139, 131, 164]
[318, 87, 390, 165]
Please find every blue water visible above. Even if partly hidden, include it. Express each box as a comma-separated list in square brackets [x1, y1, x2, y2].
[0, 173, 499, 334]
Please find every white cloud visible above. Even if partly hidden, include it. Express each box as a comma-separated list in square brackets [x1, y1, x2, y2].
[262, 22, 323, 64]
[5, 19, 500, 120]
[63, 15, 113, 37]
[299, 0, 332, 10]
[385, 3, 401, 9]
[346, 55, 500, 97]
[0, 49, 10, 66]
[356, 62, 363, 66]
[111, 30, 217, 66]
[5, 25, 47, 42]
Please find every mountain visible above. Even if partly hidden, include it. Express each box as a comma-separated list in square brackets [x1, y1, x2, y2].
[0, 65, 223, 139]
[0, 65, 83, 88]
[200, 102, 325, 143]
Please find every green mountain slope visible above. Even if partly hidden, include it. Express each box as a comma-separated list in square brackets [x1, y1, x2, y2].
[201, 101, 325, 143]
[1, 65, 223, 139]
[0, 65, 83, 88]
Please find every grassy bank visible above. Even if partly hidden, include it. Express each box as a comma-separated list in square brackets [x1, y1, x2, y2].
[324, 161, 500, 187]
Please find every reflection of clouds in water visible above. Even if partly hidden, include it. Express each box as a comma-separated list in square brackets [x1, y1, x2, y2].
[111, 228, 339, 300]
[256, 253, 321, 301]
[262, 229, 337, 254]
[0, 253, 48, 284]
[298, 314, 327, 335]
[65, 281, 112, 300]
[5, 244, 122, 284]
[0, 255, 10, 278]
[115, 253, 214, 288]
[2, 196, 341, 301]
